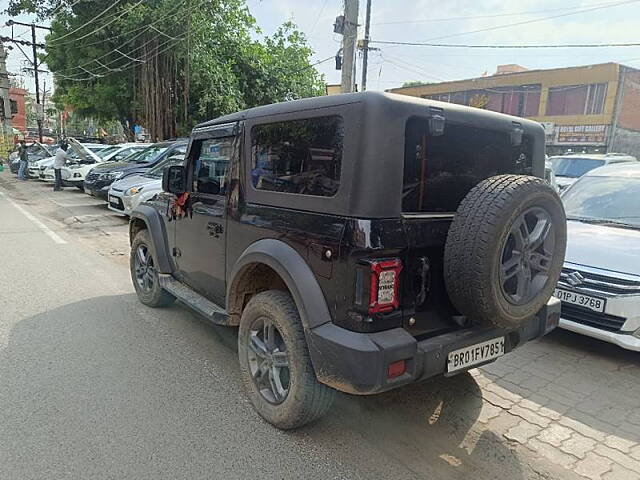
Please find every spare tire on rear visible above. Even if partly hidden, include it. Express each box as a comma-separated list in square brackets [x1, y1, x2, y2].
[444, 174, 566, 329]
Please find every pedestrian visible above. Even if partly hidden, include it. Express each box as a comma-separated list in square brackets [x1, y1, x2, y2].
[17, 140, 29, 180]
[53, 142, 69, 191]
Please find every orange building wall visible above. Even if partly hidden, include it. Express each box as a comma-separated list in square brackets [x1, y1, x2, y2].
[9, 87, 27, 133]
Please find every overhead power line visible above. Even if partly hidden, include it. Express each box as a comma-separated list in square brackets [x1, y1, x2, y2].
[371, 41, 640, 49]
[371, 0, 628, 25]
[47, 0, 123, 44]
[49, 0, 144, 47]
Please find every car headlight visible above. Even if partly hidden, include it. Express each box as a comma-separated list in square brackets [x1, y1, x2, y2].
[125, 185, 144, 196]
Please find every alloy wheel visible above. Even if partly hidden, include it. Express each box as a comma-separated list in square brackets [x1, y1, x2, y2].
[247, 317, 290, 405]
[134, 244, 155, 293]
[499, 207, 555, 305]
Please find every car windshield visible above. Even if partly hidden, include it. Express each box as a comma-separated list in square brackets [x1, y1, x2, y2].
[144, 155, 185, 178]
[96, 146, 119, 159]
[549, 156, 605, 178]
[131, 146, 168, 163]
[563, 175, 640, 228]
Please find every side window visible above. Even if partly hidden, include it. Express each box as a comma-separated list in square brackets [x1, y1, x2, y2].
[251, 116, 343, 197]
[191, 138, 233, 195]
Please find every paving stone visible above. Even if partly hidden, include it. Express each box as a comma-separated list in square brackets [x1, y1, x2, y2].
[486, 410, 520, 436]
[537, 406, 563, 421]
[509, 404, 551, 428]
[537, 424, 573, 447]
[477, 402, 502, 424]
[481, 389, 514, 409]
[595, 445, 640, 474]
[603, 465, 640, 480]
[559, 433, 597, 460]
[604, 435, 637, 454]
[518, 398, 541, 412]
[559, 416, 606, 442]
[631, 446, 640, 462]
[497, 380, 532, 398]
[480, 361, 515, 378]
[527, 438, 577, 469]
[505, 422, 541, 444]
[543, 383, 581, 407]
[574, 453, 613, 480]
[483, 382, 522, 404]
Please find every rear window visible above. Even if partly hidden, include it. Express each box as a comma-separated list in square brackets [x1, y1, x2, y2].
[251, 116, 343, 197]
[403, 117, 533, 213]
[548, 156, 605, 178]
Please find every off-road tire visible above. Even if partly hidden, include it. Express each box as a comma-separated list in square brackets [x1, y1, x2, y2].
[130, 229, 175, 308]
[444, 174, 566, 328]
[238, 290, 336, 430]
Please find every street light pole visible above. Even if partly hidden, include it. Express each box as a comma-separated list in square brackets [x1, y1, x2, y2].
[361, 0, 372, 91]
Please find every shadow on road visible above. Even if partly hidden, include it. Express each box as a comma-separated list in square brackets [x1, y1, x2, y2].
[0, 294, 548, 479]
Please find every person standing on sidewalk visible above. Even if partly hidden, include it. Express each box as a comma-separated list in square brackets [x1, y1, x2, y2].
[17, 140, 29, 180]
[53, 143, 69, 191]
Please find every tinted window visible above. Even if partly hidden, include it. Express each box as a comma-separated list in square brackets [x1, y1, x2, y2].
[192, 138, 232, 195]
[563, 175, 640, 227]
[549, 157, 605, 178]
[251, 116, 343, 197]
[403, 118, 532, 213]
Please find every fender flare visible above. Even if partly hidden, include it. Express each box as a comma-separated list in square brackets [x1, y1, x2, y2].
[227, 239, 332, 332]
[129, 205, 174, 273]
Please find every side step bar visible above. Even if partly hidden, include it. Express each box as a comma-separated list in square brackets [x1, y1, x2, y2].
[158, 274, 230, 326]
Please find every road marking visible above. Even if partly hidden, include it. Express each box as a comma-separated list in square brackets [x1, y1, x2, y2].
[0, 191, 67, 244]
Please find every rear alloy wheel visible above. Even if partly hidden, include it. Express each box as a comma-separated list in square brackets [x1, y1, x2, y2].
[238, 290, 335, 430]
[130, 229, 175, 308]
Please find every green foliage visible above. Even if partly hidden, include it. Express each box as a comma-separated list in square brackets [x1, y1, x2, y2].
[401, 80, 431, 88]
[8, 0, 326, 136]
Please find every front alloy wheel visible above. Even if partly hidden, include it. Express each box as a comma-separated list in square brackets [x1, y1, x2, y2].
[134, 244, 156, 294]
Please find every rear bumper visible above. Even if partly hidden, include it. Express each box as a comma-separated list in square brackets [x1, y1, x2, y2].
[559, 318, 640, 351]
[308, 297, 560, 395]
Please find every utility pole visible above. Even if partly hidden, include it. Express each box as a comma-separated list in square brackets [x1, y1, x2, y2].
[0, 42, 13, 136]
[6, 20, 51, 142]
[360, 0, 372, 91]
[341, 0, 359, 93]
[31, 24, 43, 142]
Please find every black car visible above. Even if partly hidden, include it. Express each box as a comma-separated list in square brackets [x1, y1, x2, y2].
[128, 92, 566, 429]
[84, 141, 188, 199]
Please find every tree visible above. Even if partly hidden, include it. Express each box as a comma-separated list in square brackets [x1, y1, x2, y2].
[7, 0, 326, 139]
[401, 80, 432, 88]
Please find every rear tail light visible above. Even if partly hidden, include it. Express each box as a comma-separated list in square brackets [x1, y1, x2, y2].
[387, 360, 406, 379]
[369, 258, 402, 314]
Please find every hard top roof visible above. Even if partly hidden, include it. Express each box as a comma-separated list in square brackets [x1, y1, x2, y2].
[195, 90, 540, 129]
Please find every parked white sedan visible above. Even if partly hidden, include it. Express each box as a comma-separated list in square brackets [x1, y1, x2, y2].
[108, 154, 185, 215]
[555, 163, 640, 351]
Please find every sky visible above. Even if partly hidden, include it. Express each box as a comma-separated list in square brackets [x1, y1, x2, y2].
[3, 0, 640, 96]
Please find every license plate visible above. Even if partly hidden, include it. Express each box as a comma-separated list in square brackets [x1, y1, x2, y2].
[553, 288, 605, 313]
[109, 195, 119, 204]
[447, 337, 505, 373]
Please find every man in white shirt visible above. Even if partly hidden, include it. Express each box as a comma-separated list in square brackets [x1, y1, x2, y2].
[53, 143, 69, 191]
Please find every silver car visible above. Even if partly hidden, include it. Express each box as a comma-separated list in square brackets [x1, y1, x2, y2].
[555, 163, 640, 351]
[548, 153, 637, 191]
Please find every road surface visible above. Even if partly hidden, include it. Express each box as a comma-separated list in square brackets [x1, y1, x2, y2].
[1, 171, 638, 480]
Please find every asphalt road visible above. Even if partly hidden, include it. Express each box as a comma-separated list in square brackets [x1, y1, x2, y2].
[2, 172, 636, 480]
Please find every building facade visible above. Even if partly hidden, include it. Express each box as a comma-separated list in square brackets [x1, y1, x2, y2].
[9, 87, 27, 134]
[389, 63, 640, 157]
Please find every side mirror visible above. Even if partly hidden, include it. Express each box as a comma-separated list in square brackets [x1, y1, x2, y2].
[162, 165, 185, 194]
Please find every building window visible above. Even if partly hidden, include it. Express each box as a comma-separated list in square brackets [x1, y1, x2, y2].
[423, 85, 541, 117]
[546, 83, 607, 116]
[9, 99, 18, 115]
[251, 116, 343, 197]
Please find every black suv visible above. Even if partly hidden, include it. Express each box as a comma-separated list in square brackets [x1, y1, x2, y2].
[84, 140, 188, 199]
[128, 92, 566, 429]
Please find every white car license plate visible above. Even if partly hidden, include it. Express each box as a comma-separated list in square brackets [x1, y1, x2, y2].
[109, 195, 119, 204]
[553, 288, 605, 313]
[447, 337, 505, 373]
